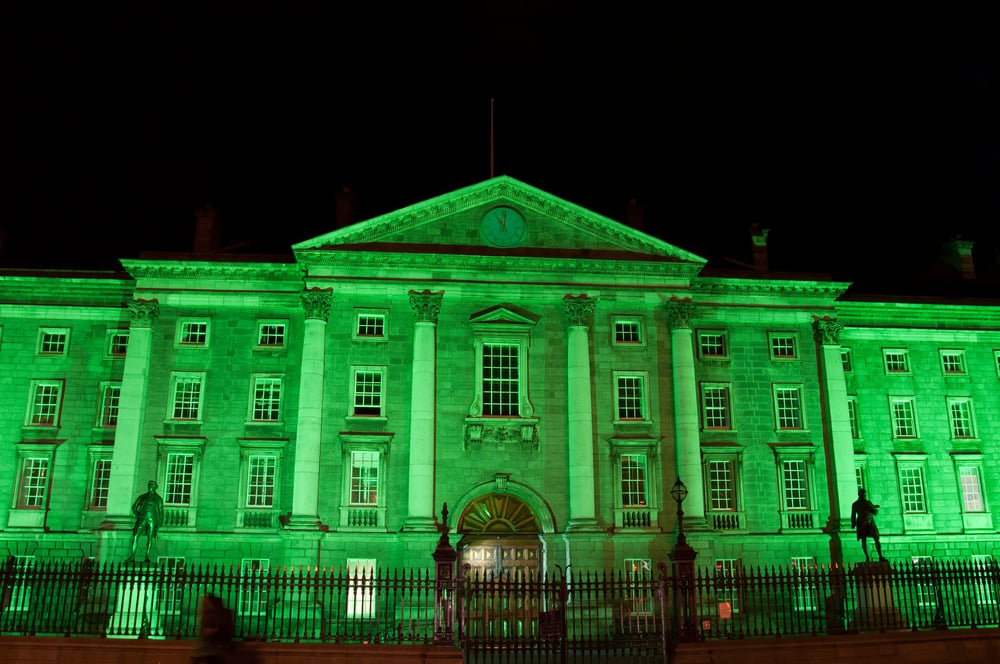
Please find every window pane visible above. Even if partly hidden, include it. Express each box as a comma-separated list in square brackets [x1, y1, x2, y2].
[246, 455, 276, 507]
[165, 453, 194, 505]
[614, 321, 641, 344]
[257, 324, 285, 347]
[101, 384, 121, 427]
[30, 383, 61, 425]
[482, 344, 519, 416]
[180, 322, 207, 345]
[959, 466, 984, 512]
[708, 460, 734, 511]
[700, 333, 727, 357]
[91, 459, 112, 509]
[620, 454, 647, 506]
[350, 451, 379, 505]
[353, 371, 383, 416]
[703, 386, 730, 429]
[616, 375, 645, 420]
[900, 467, 926, 513]
[782, 460, 808, 510]
[775, 387, 802, 429]
[172, 378, 202, 419]
[891, 400, 916, 437]
[18, 458, 49, 508]
[357, 315, 385, 337]
[950, 400, 974, 438]
[252, 378, 282, 421]
[771, 335, 796, 358]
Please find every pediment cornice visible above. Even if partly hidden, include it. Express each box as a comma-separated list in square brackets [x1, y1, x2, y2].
[120, 260, 304, 283]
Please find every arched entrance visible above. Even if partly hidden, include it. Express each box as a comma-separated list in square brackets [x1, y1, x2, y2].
[457, 493, 542, 581]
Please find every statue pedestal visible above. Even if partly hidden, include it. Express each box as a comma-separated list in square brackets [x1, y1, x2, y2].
[852, 561, 904, 631]
[107, 563, 161, 639]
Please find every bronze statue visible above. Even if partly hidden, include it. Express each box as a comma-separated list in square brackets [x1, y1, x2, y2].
[850, 488, 886, 562]
[126, 480, 164, 563]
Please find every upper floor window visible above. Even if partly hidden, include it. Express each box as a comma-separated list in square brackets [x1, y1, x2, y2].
[890, 397, 918, 438]
[248, 375, 283, 423]
[940, 349, 967, 375]
[883, 349, 910, 374]
[15, 457, 49, 509]
[169, 372, 205, 421]
[246, 454, 277, 508]
[175, 319, 210, 348]
[840, 348, 853, 373]
[899, 465, 928, 514]
[350, 366, 386, 418]
[236, 439, 285, 529]
[706, 457, 739, 513]
[698, 330, 729, 360]
[773, 385, 804, 430]
[165, 452, 196, 506]
[701, 383, 732, 430]
[256, 321, 287, 348]
[614, 372, 649, 422]
[948, 398, 976, 439]
[612, 317, 643, 346]
[781, 460, 810, 510]
[769, 333, 797, 360]
[98, 382, 122, 427]
[26, 380, 63, 427]
[620, 453, 647, 507]
[89, 458, 112, 510]
[354, 311, 388, 341]
[846, 396, 860, 439]
[37, 328, 70, 355]
[350, 450, 380, 506]
[468, 304, 538, 421]
[958, 464, 986, 513]
[106, 330, 129, 357]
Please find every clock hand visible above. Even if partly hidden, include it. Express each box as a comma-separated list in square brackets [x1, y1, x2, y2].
[497, 211, 506, 232]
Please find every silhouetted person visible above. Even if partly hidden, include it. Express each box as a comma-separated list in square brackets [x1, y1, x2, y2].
[851, 489, 887, 562]
[191, 594, 235, 663]
[1, 555, 17, 616]
[126, 480, 164, 563]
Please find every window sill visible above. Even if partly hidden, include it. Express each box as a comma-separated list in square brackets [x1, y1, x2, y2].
[162, 420, 203, 436]
[7, 509, 45, 529]
[21, 425, 62, 440]
[347, 415, 388, 424]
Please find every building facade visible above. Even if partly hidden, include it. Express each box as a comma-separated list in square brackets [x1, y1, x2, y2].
[2, 177, 999, 580]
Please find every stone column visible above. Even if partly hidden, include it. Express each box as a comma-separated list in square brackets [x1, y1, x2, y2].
[287, 288, 332, 530]
[813, 316, 857, 533]
[403, 289, 443, 532]
[666, 299, 705, 523]
[103, 299, 159, 529]
[564, 295, 599, 531]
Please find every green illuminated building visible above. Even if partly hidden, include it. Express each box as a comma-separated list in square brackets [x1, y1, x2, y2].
[1, 176, 998, 577]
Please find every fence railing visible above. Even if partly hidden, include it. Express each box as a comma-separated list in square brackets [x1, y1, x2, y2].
[682, 559, 1000, 639]
[1, 558, 998, 649]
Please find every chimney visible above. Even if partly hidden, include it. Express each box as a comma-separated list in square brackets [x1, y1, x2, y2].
[335, 187, 355, 229]
[750, 223, 770, 271]
[625, 198, 646, 232]
[193, 204, 221, 254]
[942, 237, 976, 280]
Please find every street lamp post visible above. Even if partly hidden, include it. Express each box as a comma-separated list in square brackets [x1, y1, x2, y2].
[669, 476, 698, 641]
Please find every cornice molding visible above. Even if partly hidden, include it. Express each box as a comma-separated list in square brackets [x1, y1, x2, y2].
[120, 260, 304, 282]
[692, 278, 850, 298]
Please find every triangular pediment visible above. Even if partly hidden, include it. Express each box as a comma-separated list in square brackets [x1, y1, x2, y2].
[468, 303, 539, 327]
[292, 176, 704, 264]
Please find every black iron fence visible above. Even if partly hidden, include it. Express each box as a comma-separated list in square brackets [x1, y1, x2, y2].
[1, 558, 998, 656]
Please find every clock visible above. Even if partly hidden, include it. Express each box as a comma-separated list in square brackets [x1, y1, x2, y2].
[480, 206, 527, 248]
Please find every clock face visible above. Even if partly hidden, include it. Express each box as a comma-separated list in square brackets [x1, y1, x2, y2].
[480, 206, 527, 248]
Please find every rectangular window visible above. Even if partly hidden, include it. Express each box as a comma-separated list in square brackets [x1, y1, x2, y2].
[615, 373, 647, 421]
[884, 349, 910, 374]
[995, 350, 1000, 377]
[791, 557, 818, 611]
[958, 466, 985, 513]
[239, 559, 270, 617]
[350, 450, 379, 506]
[90, 458, 112, 509]
[702, 384, 732, 429]
[107, 330, 129, 357]
[846, 397, 860, 439]
[948, 398, 976, 439]
[27, 380, 63, 426]
[256, 322, 286, 348]
[613, 318, 642, 345]
[707, 459, 736, 511]
[16, 458, 49, 509]
[620, 453, 647, 507]
[855, 465, 866, 492]
[250, 376, 282, 422]
[158, 557, 186, 615]
[774, 385, 803, 430]
[912, 556, 936, 608]
[6, 556, 34, 612]
[840, 348, 853, 373]
[164, 452, 195, 506]
[782, 460, 809, 510]
[99, 383, 122, 427]
[890, 398, 918, 438]
[940, 350, 966, 375]
[715, 558, 740, 612]
[899, 466, 927, 513]
[356, 313, 386, 339]
[37, 328, 69, 355]
[698, 331, 728, 359]
[346, 558, 376, 618]
[769, 333, 797, 360]
[482, 344, 519, 416]
[170, 374, 204, 420]
[351, 367, 385, 417]
[246, 455, 276, 508]
[176, 320, 209, 347]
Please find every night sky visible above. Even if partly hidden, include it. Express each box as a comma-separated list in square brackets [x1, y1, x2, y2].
[5, 5, 997, 280]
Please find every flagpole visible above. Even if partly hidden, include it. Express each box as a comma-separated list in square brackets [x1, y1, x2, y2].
[490, 98, 495, 178]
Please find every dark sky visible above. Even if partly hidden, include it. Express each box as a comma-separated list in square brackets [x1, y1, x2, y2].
[4, 5, 998, 280]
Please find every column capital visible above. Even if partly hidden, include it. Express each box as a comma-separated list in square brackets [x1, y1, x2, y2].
[562, 294, 596, 327]
[812, 315, 843, 345]
[409, 289, 444, 323]
[301, 288, 333, 321]
[665, 298, 695, 330]
[127, 298, 160, 327]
